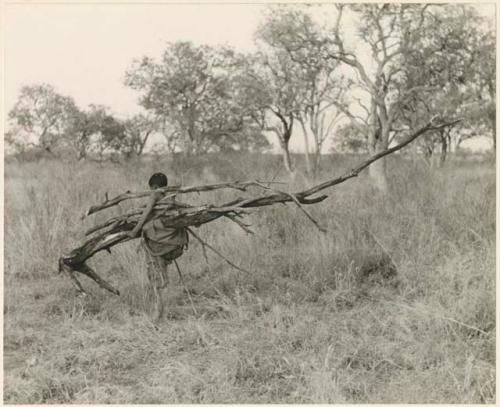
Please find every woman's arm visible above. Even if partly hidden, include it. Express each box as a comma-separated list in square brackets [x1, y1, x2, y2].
[128, 191, 160, 238]
[162, 194, 191, 209]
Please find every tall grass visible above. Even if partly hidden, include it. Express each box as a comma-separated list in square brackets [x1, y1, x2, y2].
[4, 153, 495, 403]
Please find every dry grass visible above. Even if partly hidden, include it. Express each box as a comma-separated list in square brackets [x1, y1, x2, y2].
[3, 152, 495, 403]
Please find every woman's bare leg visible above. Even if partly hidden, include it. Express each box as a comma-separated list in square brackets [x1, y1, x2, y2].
[158, 262, 169, 289]
[146, 258, 165, 322]
[151, 282, 164, 322]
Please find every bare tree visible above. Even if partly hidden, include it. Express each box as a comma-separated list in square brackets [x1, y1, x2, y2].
[243, 50, 301, 174]
[256, 7, 349, 177]
[280, 4, 482, 189]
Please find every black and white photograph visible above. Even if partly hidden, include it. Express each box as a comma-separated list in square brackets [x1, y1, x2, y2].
[3, 1, 496, 403]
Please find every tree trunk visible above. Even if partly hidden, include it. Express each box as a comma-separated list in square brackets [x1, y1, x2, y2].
[368, 125, 389, 192]
[439, 130, 448, 167]
[183, 138, 193, 157]
[423, 145, 433, 167]
[272, 111, 295, 175]
[312, 149, 321, 179]
[76, 131, 89, 160]
[367, 99, 389, 192]
[137, 130, 152, 156]
[299, 119, 312, 176]
[281, 141, 294, 174]
[368, 151, 388, 192]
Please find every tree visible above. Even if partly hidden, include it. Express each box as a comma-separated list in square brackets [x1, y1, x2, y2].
[250, 10, 330, 174]
[122, 113, 159, 158]
[92, 108, 126, 158]
[256, 6, 348, 177]
[396, 86, 465, 167]
[241, 51, 299, 173]
[282, 4, 483, 190]
[66, 105, 126, 160]
[7, 84, 79, 154]
[393, 5, 495, 164]
[461, 22, 495, 151]
[332, 5, 440, 189]
[5, 126, 31, 155]
[66, 105, 104, 160]
[125, 41, 267, 156]
[67, 108, 95, 160]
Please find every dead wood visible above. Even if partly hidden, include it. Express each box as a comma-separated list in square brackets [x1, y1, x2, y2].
[85, 180, 285, 216]
[59, 118, 459, 295]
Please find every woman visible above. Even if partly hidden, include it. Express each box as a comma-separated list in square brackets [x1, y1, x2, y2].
[128, 172, 189, 321]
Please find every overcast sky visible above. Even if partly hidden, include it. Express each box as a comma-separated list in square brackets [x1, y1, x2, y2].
[4, 3, 269, 117]
[4, 2, 495, 152]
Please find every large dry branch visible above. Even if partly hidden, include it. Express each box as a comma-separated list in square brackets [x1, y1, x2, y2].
[59, 118, 458, 296]
[85, 180, 286, 216]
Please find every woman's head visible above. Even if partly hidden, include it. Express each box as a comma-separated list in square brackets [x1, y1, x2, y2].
[149, 172, 168, 190]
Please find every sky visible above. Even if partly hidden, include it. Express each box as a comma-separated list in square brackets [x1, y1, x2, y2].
[3, 2, 496, 152]
[4, 3, 264, 118]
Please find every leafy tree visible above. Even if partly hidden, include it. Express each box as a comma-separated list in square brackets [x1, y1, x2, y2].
[393, 5, 495, 164]
[93, 108, 126, 158]
[122, 113, 159, 158]
[67, 105, 103, 159]
[7, 84, 79, 154]
[125, 41, 267, 155]
[67, 108, 96, 159]
[462, 25, 495, 150]
[66, 105, 125, 160]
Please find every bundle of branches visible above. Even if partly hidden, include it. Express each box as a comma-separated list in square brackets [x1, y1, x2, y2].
[59, 118, 458, 296]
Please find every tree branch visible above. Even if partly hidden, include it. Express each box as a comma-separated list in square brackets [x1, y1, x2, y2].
[297, 118, 460, 198]
[86, 180, 286, 216]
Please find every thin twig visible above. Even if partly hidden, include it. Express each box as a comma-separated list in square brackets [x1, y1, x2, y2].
[255, 183, 326, 233]
[198, 236, 210, 266]
[173, 260, 198, 316]
[64, 267, 87, 295]
[357, 291, 490, 337]
[187, 228, 250, 273]
[283, 191, 327, 233]
[77, 263, 120, 296]
[442, 316, 489, 336]
[365, 228, 399, 270]
[224, 213, 254, 235]
[385, 299, 489, 336]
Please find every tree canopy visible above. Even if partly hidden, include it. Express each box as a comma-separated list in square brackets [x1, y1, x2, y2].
[125, 41, 269, 155]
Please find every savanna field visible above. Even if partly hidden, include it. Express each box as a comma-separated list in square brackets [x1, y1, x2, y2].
[3, 152, 496, 403]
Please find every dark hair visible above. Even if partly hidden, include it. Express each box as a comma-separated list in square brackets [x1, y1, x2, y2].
[148, 172, 168, 189]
